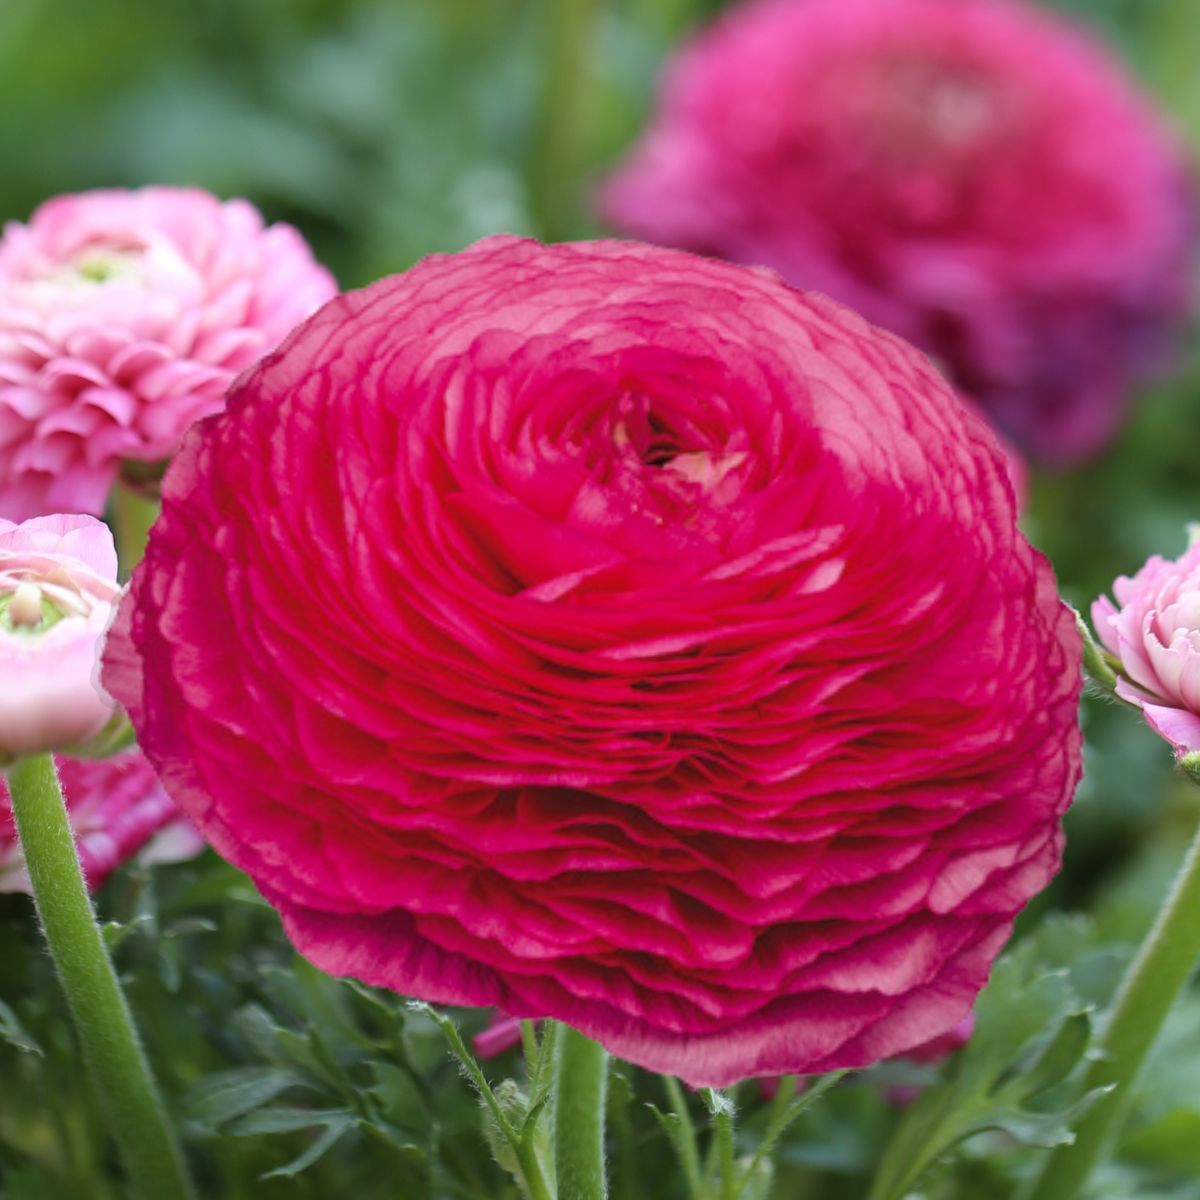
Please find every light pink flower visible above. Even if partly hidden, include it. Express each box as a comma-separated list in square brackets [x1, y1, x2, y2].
[0, 749, 203, 891]
[0, 514, 120, 761]
[1093, 540, 1200, 756]
[0, 186, 336, 519]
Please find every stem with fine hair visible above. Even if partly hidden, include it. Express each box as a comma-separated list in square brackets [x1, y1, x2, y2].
[6, 754, 195, 1200]
[1025, 812, 1200, 1200]
[553, 1022, 610, 1200]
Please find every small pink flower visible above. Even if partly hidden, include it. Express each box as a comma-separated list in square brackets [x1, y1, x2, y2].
[0, 186, 336, 520]
[1093, 539, 1200, 756]
[0, 514, 120, 761]
[0, 749, 203, 892]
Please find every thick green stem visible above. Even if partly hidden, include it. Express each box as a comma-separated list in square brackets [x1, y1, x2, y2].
[528, 0, 600, 241]
[553, 1022, 609, 1200]
[6, 754, 195, 1200]
[1026, 814, 1200, 1200]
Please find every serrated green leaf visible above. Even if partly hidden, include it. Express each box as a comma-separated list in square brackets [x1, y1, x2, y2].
[185, 1066, 311, 1128]
[866, 951, 1099, 1200]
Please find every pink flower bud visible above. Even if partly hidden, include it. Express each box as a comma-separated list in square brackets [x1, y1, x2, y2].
[0, 514, 120, 762]
[1092, 537, 1200, 756]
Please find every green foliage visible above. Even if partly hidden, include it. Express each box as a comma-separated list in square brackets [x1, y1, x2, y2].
[866, 948, 1105, 1200]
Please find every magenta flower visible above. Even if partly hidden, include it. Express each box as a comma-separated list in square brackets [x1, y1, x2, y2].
[0, 186, 336, 519]
[105, 237, 1080, 1087]
[1093, 540, 1200, 757]
[602, 0, 1194, 463]
[0, 749, 202, 892]
[0, 514, 120, 762]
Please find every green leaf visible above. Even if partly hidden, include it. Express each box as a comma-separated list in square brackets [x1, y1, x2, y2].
[260, 1116, 353, 1178]
[100, 912, 153, 952]
[865, 950, 1101, 1200]
[185, 1066, 312, 1129]
[226, 1106, 353, 1136]
[0, 999, 41, 1056]
[737, 1072, 846, 1196]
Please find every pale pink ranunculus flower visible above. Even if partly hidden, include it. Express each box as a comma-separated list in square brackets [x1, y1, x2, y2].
[1093, 539, 1200, 756]
[0, 186, 336, 520]
[0, 513, 120, 762]
[0, 749, 204, 892]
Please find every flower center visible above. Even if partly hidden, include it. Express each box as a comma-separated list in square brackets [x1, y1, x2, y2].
[0, 567, 100, 635]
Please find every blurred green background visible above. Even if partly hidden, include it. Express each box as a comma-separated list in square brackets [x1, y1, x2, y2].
[0, 2, 1199, 1196]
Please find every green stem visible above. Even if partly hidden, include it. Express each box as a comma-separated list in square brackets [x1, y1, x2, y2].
[1026, 813, 1200, 1200]
[664, 1076, 706, 1200]
[553, 1022, 609, 1200]
[528, 0, 600, 241]
[714, 1108, 736, 1200]
[112, 483, 160, 579]
[6, 754, 195, 1200]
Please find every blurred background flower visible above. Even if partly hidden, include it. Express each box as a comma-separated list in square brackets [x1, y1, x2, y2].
[0, 749, 202, 892]
[0, 186, 335, 519]
[601, 0, 1195, 465]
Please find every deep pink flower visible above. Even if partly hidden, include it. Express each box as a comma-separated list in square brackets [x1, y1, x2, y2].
[602, 0, 1194, 463]
[0, 514, 120, 762]
[0, 186, 336, 519]
[1093, 540, 1200, 756]
[0, 749, 202, 892]
[105, 237, 1081, 1086]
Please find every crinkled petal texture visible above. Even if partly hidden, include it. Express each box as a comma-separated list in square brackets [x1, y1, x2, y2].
[105, 237, 1081, 1086]
[0, 749, 203, 892]
[0, 186, 336, 519]
[1093, 543, 1200, 756]
[601, 0, 1194, 463]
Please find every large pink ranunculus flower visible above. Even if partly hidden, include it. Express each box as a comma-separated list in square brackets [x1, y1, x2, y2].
[1092, 539, 1200, 757]
[105, 237, 1081, 1087]
[0, 186, 336, 519]
[0, 749, 203, 892]
[601, 0, 1194, 463]
[0, 513, 120, 762]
